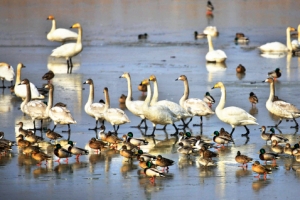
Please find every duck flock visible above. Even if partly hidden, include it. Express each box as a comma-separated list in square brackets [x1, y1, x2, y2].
[1, 2, 300, 185]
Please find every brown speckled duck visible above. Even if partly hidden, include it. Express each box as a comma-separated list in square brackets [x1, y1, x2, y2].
[252, 161, 272, 180]
[235, 151, 253, 169]
[249, 92, 258, 107]
[236, 64, 246, 73]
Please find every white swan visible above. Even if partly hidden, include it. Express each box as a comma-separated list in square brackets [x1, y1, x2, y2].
[0, 62, 14, 88]
[47, 15, 78, 43]
[141, 79, 179, 136]
[149, 74, 192, 128]
[212, 82, 258, 136]
[119, 72, 147, 128]
[46, 84, 76, 132]
[14, 63, 44, 100]
[264, 78, 300, 128]
[206, 35, 227, 63]
[103, 87, 130, 133]
[203, 26, 219, 37]
[19, 79, 50, 130]
[259, 26, 296, 53]
[291, 24, 300, 50]
[176, 75, 214, 126]
[50, 23, 83, 74]
[83, 79, 105, 130]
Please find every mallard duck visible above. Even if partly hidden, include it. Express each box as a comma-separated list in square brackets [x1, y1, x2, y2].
[125, 132, 148, 148]
[143, 167, 165, 184]
[249, 92, 258, 107]
[236, 64, 246, 73]
[219, 128, 231, 138]
[121, 135, 138, 151]
[119, 145, 135, 162]
[0, 131, 16, 146]
[283, 143, 294, 156]
[88, 137, 107, 153]
[22, 146, 41, 155]
[42, 70, 55, 83]
[259, 148, 279, 165]
[197, 157, 217, 167]
[213, 131, 234, 146]
[54, 144, 72, 163]
[45, 129, 63, 142]
[153, 155, 174, 171]
[101, 131, 122, 149]
[292, 143, 300, 156]
[119, 94, 127, 104]
[212, 82, 258, 136]
[234, 33, 249, 43]
[177, 142, 198, 157]
[24, 131, 43, 144]
[270, 128, 289, 143]
[203, 92, 215, 107]
[32, 150, 51, 166]
[138, 33, 148, 40]
[260, 126, 271, 143]
[268, 68, 281, 80]
[16, 122, 32, 136]
[252, 161, 272, 180]
[65, 141, 89, 160]
[139, 157, 155, 169]
[235, 151, 253, 169]
[271, 140, 284, 154]
[138, 81, 147, 95]
[206, 1, 214, 15]
[16, 134, 31, 147]
[199, 146, 218, 160]
[178, 132, 195, 147]
[194, 31, 207, 39]
[137, 149, 156, 162]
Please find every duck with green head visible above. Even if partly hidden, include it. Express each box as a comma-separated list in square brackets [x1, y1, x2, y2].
[54, 144, 72, 163]
[268, 68, 281, 80]
[213, 131, 234, 146]
[259, 148, 279, 166]
[270, 128, 288, 143]
[143, 167, 165, 184]
[65, 141, 89, 161]
[125, 132, 148, 148]
[137, 149, 156, 162]
[139, 157, 156, 169]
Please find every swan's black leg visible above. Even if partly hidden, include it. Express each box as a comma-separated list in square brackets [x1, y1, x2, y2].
[241, 125, 250, 136]
[291, 118, 299, 128]
[193, 116, 203, 126]
[230, 127, 235, 136]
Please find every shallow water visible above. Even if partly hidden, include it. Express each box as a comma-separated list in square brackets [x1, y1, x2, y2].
[1, 0, 300, 199]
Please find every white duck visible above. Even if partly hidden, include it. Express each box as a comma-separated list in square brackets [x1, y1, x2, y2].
[259, 26, 296, 53]
[149, 74, 192, 128]
[206, 35, 227, 63]
[50, 23, 83, 74]
[176, 75, 214, 127]
[0, 62, 14, 88]
[83, 79, 106, 130]
[141, 79, 179, 136]
[14, 63, 44, 100]
[203, 26, 219, 37]
[103, 87, 130, 133]
[46, 84, 76, 132]
[19, 79, 50, 130]
[119, 72, 147, 128]
[264, 78, 300, 128]
[47, 15, 78, 43]
[212, 82, 258, 136]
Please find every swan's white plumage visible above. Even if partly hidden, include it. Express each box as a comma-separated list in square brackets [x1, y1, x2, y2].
[0, 62, 14, 85]
[47, 15, 78, 42]
[259, 27, 295, 53]
[203, 26, 218, 37]
[212, 82, 258, 129]
[49, 106, 76, 126]
[14, 63, 44, 100]
[205, 35, 227, 63]
[291, 24, 300, 50]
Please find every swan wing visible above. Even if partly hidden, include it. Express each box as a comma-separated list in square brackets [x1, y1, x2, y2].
[126, 100, 144, 116]
[0, 65, 14, 81]
[259, 42, 287, 52]
[86, 103, 105, 117]
[51, 43, 77, 57]
[219, 106, 257, 125]
[50, 28, 78, 41]
[49, 106, 76, 124]
[269, 100, 300, 117]
[104, 108, 130, 124]
[156, 100, 192, 118]
[24, 100, 47, 117]
[15, 82, 44, 99]
[184, 98, 214, 115]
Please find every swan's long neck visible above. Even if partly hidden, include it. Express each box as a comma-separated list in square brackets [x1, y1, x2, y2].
[287, 28, 292, 51]
[216, 85, 226, 111]
[46, 85, 53, 113]
[143, 83, 152, 109]
[77, 26, 82, 45]
[21, 82, 31, 112]
[298, 25, 300, 42]
[207, 35, 214, 52]
[51, 20, 56, 32]
[125, 75, 132, 103]
[87, 83, 94, 105]
[268, 81, 275, 102]
[104, 90, 110, 111]
[15, 64, 22, 85]
[179, 79, 189, 107]
[150, 80, 159, 105]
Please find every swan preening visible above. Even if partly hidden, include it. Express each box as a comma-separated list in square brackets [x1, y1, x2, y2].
[103, 87, 130, 133]
[0, 62, 14, 88]
[83, 79, 105, 130]
[14, 63, 44, 100]
[206, 35, 227, 63]
[141, 79, 179, 136]
[119, 72, 147, 128]
[47, 15, 78, 43]
[264, 78, 300, 128]
[176, 75, 214, 127]
[50, 23, 83, 74]
[212, 82, 258, 136]
[259, 26, 296, 53]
